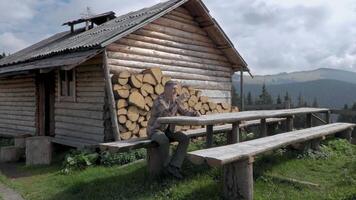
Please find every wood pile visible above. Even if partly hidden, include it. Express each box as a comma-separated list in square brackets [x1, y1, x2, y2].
[112, 67, 239, 140]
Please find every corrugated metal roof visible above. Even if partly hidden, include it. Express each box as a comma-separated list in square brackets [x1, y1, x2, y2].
[0, 0, 185, 67]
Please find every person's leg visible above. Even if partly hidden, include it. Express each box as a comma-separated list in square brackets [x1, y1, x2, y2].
[150, 131, 170, 167]
[166, 131, 190, 169]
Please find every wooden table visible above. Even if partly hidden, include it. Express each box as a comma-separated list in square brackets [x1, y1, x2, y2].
[157, 107, 330, 147]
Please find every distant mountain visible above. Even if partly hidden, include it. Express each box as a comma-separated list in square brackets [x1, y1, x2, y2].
[238, 79, 356, 108]
[232, 68, 356, 109]
[233, 68, 356, 85]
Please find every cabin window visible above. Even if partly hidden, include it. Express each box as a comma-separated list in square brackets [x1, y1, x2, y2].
[58, 69, 76, 101]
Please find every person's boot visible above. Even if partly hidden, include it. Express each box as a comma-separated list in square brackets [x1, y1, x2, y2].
[166, 164, 183, 179]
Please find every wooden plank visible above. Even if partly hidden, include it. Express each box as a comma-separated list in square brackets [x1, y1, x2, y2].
[0, 114, 34, 122]
[55, 128, 104, 142]
[76, 97, 105, 104]
[55, 102, 103, 111]
[0, 106, 36, 112]
[55, 122, 104, 135]
[0, 127, 33, 137]
[76, 86, 105, 92]
[55, 109, 103, 120]
[77, 91, 105, 97]
[55, 116, 104, 128]
[0, 117, 35, 127]
[188, 123, 355, 167]
[0, 97, 35, 102]
[0, 122, 36, 133]
[0, 110, 35, 116]
[0, 92, 35, 97]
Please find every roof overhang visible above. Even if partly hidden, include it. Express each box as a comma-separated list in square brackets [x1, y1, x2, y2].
[0, 49, 102, 77]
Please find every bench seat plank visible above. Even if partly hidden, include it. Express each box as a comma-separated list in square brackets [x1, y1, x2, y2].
[99, 118, 286, 153]
[188, 123, 355, 167]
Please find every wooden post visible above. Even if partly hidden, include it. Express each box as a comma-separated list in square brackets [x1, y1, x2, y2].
[260, 118, 267, 137]
[206, 125, 213, 148]
[285, 116, 294, 132]
[240, 69, 244, 111]
[147, 146, 162, 176]
[228, 122, 240, 144]
[325, 110, 331, 124]
[306, 113, 312, 128]
[223, 157, 254, 200]
[103, 50, 121, 141]
[336, 128, 353, 143]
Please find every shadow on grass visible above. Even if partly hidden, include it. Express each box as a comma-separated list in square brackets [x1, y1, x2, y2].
[47, 161, 217, 200]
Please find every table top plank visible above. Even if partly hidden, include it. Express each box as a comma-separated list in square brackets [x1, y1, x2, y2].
[158, 108, 329, 126]
[188, 123, 355, 167]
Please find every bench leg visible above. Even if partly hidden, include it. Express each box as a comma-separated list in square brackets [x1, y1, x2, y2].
[311, 138, 322, 151]
[260, 119, 267, 137]
[206, 125, 213, 148]
[223, 157, 254, 200]
[285, 116, 294, 132]
[147, 147, 163, 176]
[227, 122, 240, 144]
[336, 128, 353, 143]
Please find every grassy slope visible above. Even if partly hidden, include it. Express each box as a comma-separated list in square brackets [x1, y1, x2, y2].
[0, 139, 355, 200]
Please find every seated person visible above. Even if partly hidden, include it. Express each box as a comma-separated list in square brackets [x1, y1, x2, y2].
[147, 81, 199, 179]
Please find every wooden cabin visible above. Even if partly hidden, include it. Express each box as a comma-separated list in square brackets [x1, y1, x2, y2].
[0, 0, 249, 148]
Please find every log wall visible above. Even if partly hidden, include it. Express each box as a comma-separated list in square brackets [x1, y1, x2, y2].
[0, 74, 37, 136]
[54, 57, 108, 145]
[106, 6, 233, 103]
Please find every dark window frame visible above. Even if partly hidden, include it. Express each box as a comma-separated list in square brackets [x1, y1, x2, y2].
[58, 69, 76, 102]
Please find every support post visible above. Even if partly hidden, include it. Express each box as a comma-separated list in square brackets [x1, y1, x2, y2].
[260, 118, 267, 137]
[103, 50, 121, 141]
[223, 157, 254, 200]
[206, 125, 213, 148]
[336, 128, 353, 143]
[228, 122, 240, 144]
[325, 111, 331, 124]
[147, 146, 162, 176]
[306, 113, 312, 128]
[311, 138, 321, 151]
[285, 116, 294, 132]
[240, 69, 244, 111]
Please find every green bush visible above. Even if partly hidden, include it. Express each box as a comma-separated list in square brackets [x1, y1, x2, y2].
[100, 149, 146, 167]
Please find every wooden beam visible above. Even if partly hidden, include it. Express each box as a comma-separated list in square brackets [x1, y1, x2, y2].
[103, 50, 120, 141]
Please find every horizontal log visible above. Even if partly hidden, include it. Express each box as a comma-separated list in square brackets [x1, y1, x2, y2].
[0, 88, 35, 93]
[0, 97, 35, 102]
[144, 23, 213, 44]
[0, 101, 36, 107]
[76, 86, 105, 92]
[174, 7, 191, 15]
[0, 105, 36, 112]
[0, 82, 35, 89]
[76, 65, 102, 73]
[0, 114, 34, 122]
[0, 117, 35, 127]
[116, 37, 228, 62]
[163, 14, 198, 27]
[55, 116, 104, 128]
[76, 71, 104, 77]
[107, 51, 231, 73]
[171, 78, 231, 91]
[107, 43, 231, 67]
[0, 77, 34, 84]
[55, 129, 104, 143]
[208, 97, 231, 104]
[56, 122, 104, 135]
[153, 17, 207, 36]
[0, 127, 34, 137]
[0, 92, 35, 97]
[136, 28, 215, 48]
[55, 102, 104, 111]
[126, 33, 223, 55]
[169, 10, 194, 21]
[107, 58, 231, 78]
[0, 122, 36, 133]
[55, 109, 104, 120]
[76, 97, 105, 104]
[0, 110, 35, 116]
[77, 91, 105, 97]
[77, 81, 105, 87]
[200, 89, 232, 98]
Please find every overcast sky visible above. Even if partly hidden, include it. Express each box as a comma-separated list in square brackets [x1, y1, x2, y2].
[0, 0, 355, 75]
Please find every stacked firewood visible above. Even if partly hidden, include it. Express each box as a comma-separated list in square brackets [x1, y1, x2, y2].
[112, 67, 239, 140]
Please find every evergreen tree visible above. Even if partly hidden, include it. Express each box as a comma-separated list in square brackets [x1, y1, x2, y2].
[0, 52, 5, 59]
[312, 98, 319, 107]
[247, 92, 253, 105]
[297, 92, 304, 107]
[276, 95, 282, 104]
[257, 84, 273, 105]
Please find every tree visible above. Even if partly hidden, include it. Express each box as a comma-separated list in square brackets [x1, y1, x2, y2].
[312, 98, 319, 107]
[256, 84, 273, 105]
[297, 92, 304, 107]
[276, 95, 282, 104]
[231, 85, 240, 107]
[247, 92, 253, 105]
[0, 52, 6, 60]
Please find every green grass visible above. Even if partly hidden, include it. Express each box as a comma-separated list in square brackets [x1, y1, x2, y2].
[0, 138, 355, 200]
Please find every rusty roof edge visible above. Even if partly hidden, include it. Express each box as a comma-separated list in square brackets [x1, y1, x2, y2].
[100, 0, 189, 47]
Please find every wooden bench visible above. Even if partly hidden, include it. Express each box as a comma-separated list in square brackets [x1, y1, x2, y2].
[187, 123, 355, 200]
[99, 118, 286, 153]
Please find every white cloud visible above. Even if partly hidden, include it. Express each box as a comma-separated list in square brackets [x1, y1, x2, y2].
[0, 32, 29, 53]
